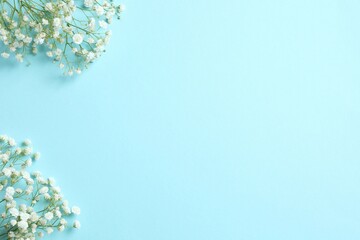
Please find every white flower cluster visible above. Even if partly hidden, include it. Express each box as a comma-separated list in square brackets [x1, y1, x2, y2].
[0, 135, 80, 239]
[0, 0, 124, 75]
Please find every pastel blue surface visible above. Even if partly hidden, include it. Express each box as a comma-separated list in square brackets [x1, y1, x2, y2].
[1, 0, 360, 239]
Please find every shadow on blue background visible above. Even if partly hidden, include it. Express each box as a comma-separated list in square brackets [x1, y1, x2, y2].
[1, 0, 360, 239]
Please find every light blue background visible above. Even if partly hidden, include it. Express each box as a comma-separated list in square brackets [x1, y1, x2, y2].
[1, 0, 360, 239]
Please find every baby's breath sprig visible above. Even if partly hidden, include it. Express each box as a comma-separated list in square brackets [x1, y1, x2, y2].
[0, 0, 124, 75]
[0, 135, 80, 240]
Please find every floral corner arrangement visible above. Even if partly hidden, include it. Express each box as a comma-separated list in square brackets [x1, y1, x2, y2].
[0, 0, 124, 75]
[0, 135, 80, 239]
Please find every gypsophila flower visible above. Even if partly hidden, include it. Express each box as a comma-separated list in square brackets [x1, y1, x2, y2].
[72, 34, 84, 45]
[73, 220, 81, 229]
[0, 135, 80, 239]
[44, 212, 54, 220]
[0, 0, 124, 75]
[72, 206, 81, 215]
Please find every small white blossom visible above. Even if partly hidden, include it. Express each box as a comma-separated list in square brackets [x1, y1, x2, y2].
[9, 208, 19, 217]
[18, 220, 29, 230]
[6, 187, 15, 196]
[15, 54, 23, 62]
[99, 20, 108, 29]
[45, 212, 54, 220]
[39, 186, 49, 194]
[33, 152, 41, 160]
[72, 33, 83, 45]
[95, 6, 105, 16]
[1, 52, 10, 59]
[71, 206, 81, 215]
[45, 3, 53, 11]
[84, 0, 94, 7]
[2, 168, 12, 177]
[53, 18, 61, 28]
[46, 227, 54, 234]
[73, 220, 81, 229]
